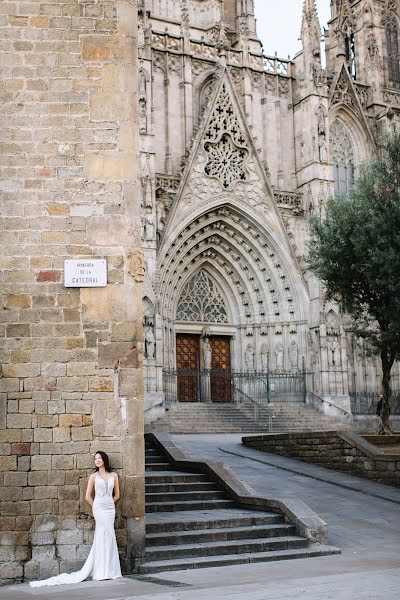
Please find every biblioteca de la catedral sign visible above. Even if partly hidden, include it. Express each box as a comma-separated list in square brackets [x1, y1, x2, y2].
[64, 259, 107, 287]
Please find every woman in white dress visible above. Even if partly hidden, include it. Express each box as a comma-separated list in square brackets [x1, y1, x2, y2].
[30, 451, 122, 587]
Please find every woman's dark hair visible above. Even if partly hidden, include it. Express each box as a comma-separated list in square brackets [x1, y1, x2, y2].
[94, 451, 112, 473]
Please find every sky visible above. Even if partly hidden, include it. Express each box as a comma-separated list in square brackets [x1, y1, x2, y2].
[254, 0, 331, 59]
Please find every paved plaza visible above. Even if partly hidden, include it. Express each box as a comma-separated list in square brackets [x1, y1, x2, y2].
[2, 434, 399, 600]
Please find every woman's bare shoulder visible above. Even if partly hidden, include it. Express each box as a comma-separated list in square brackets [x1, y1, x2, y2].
[89, 472, 97, 480]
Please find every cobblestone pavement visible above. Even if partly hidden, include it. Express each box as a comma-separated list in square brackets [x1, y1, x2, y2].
[2, 433, 399, 600]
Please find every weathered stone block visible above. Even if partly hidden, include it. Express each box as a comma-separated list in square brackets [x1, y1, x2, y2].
[31, 455, 51, 471]
[59, 414, 82, 427]
[11, 442, 31, 456]
[67, 362, 96, 377]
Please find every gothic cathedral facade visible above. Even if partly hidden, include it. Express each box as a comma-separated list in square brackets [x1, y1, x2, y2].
[138, 0, 400, 420]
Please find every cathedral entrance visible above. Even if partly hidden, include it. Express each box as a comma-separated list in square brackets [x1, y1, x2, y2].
[175, 334, 232, 403]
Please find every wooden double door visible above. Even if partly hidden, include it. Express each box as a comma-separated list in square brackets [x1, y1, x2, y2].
[176, 334, 231, 403]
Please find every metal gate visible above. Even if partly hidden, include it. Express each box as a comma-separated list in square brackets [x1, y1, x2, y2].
[163, 370, 306, 404]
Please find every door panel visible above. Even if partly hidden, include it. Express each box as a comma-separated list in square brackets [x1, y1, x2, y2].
[210, 336, 231, 403]
[176, 334, 200, 402]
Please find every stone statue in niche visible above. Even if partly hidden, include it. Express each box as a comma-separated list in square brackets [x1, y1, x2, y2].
[139, 69, 147, 133]
[245, 344, 255, 371]
[317, 104, 327, 163]
[143, 177, 153, 209]
[144, 212, 155, 240]
[318, 135, 327, 162]
[261, 343, 269, 371]
[328, 338, 341, 366]
[156, 199, 167, 239]
[203, 338, 212, 370]
[275, 343, 284, 370]
[138, 15, 145, 55]
[144, 326, 155, 359]
[332, 339, 341, 366]
[139, 97, 147, 134]
[289, 340, 299, 369]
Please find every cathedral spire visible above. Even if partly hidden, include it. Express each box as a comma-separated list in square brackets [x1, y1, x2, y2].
[301, 0, 321, 49]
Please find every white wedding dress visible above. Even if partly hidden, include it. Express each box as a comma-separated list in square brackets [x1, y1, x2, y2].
[30, 473, 122, 587]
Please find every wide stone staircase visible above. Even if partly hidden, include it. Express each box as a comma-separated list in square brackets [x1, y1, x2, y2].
[139, 440, 339, 573]
[147, 401, 351, 434]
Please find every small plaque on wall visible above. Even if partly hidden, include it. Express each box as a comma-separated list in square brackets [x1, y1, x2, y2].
[64, 259, 107, 288]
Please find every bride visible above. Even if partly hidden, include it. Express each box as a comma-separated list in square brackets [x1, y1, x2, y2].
[30, 451, 122, 587]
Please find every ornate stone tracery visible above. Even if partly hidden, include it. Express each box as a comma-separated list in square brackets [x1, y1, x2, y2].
[329, 120, 355, 195]
[176, 270, 229, 323]
[204, 133, 248, 189]
[203, 84, 249, 188]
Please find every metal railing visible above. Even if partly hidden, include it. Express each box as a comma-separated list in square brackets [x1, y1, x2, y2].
[163, 369, 306, 405]
[307, 392, 352, 420]
[350, 392, 400, 415]
[233, 386, 273, 430]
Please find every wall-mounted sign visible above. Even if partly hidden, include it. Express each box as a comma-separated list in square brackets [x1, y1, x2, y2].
[64, 259, 107, 288]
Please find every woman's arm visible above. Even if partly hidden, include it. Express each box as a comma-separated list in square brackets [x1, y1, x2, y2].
[113, 473, 120, 504]
[85, 474, 95, 507]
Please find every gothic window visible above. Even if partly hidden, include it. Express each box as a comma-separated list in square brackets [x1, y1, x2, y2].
[203, 84, 249, 189]
[330, 121, 355, 196]
[386, 13, 400, 89]
[176, 270, 229, 324]
[345, 32, 357, 80]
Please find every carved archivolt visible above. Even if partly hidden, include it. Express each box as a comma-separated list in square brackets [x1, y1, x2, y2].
[159, 205, 300, 325]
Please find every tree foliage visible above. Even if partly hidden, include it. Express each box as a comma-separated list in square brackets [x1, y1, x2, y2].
[308, 129, 400, 433]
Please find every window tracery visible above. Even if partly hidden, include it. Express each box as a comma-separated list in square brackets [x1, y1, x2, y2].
[203, 84, 249, 189]
[385, 12, 400, 89]
[329, 121, 355, 196]
[176, 270, 229, 323]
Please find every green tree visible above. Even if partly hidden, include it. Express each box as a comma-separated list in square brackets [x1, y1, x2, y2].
[308, 130, 400, 434]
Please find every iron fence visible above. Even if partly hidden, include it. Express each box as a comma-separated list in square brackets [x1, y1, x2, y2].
[163, 369, 306, 405]
[350, 392, 400, 415]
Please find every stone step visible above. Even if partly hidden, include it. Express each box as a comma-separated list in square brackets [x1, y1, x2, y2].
[138, 545, 341, 574]
[145, 455, 170, 464]
[145, 535, 309, 561]
[145, 472, 211, 484]
[146, 499, 236, 513]
[146, 490, 228, 503]
[145, 509, 284, 534]
[146, 523, 295, 546]
[146, 482, 219, 493]
[145, 463, 174, 471]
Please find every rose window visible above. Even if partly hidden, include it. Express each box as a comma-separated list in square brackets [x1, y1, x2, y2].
[204, 134, 248, 189]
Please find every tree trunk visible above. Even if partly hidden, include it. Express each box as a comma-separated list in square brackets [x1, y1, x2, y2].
[378, 350, 394, 435]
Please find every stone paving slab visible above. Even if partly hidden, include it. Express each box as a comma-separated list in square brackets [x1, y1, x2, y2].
[220, 441, 400, 505]
[3, 566, 399, 600]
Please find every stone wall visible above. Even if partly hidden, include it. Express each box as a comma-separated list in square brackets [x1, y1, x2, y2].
[242, 432, 400, 487]
[0, 0, 144, 584]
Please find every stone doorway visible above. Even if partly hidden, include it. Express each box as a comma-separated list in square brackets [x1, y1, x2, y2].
[175, 334, 232, 403]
